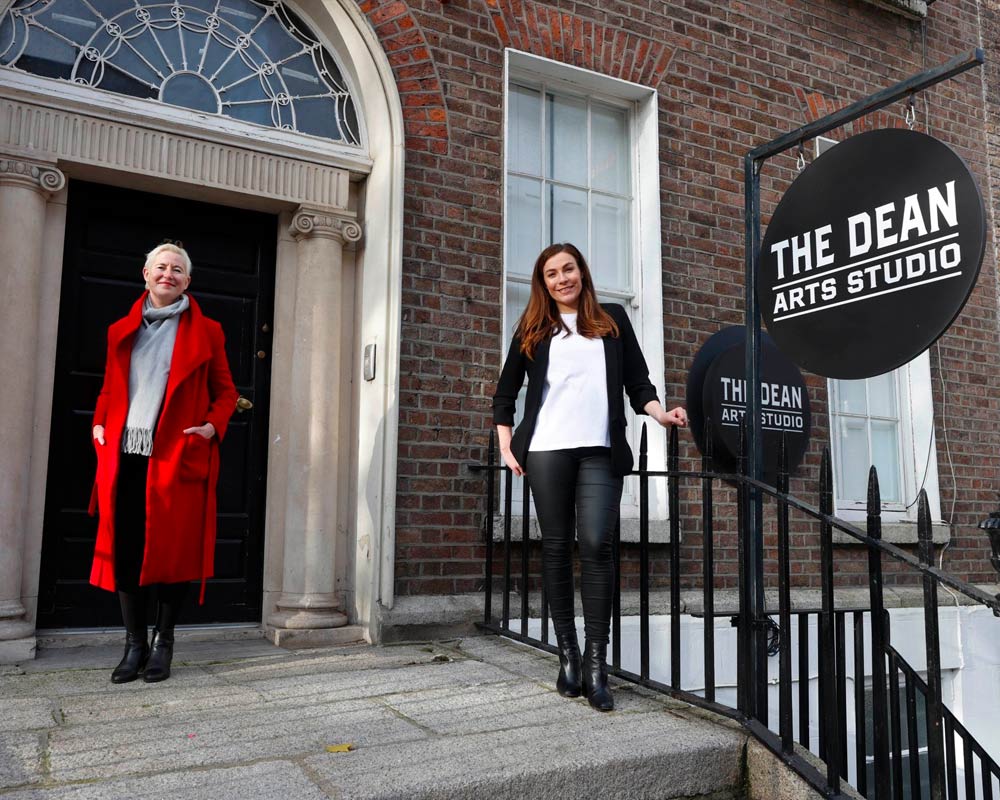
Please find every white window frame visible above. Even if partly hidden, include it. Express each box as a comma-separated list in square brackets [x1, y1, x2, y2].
[827, 351, 942, 524]
[501, 49, 667, 530]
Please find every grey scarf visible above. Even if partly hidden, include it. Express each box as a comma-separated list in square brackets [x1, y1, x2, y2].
[122, 295, 190, 455]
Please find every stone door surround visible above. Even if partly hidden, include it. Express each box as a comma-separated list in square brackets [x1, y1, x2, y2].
[0, 82, 371, 660]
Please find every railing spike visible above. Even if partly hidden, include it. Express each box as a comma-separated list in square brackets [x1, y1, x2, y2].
[917, 489, 933, 565]
[820, 448, 833, 515]
[818, 444, 839, 792]
[918, 483, 945, 798]
[484, 428, 497, 625]
[669, 416, 681, 690]
[866, 465, 881, 528]
[867, 460, 890, 800]
[701, 416, 716, 702]
[639, 419, 649, 679]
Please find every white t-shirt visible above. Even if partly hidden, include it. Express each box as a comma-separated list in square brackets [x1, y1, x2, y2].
[529, 313, 611, 451]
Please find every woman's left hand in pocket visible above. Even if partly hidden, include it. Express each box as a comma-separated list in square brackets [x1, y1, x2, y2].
[183, 422, 216, 440]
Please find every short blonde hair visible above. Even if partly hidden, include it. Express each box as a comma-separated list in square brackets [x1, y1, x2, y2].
[144, 243, 192, 275]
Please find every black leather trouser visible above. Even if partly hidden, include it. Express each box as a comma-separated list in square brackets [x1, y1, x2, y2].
[525, 447, 623, 644]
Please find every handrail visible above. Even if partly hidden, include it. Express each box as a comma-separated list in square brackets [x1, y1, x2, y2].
[469, 463, 1000, 614]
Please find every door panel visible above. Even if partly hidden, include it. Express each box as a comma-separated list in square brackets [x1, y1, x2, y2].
[37, 181, 276, 628]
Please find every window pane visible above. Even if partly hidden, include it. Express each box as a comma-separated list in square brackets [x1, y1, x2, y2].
[591, 103, 629, 194]
[546, 93, 587, 185]
[16, 28, 76, 79]
[868, 371, 898, 419]
[1, 0, 362, 143]
[837, 379, 867, 415]
[591, 193, 629, 291]
[507, 176, 543, 276]
[509, 84, 542, 176]
[505, 282, 531, 343]
[838, 417, 869, 502]
[871, 420, 901, 503]
[551, 184, 587, 251]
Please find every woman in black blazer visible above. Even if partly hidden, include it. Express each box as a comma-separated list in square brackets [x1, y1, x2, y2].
[493, 242, 687, 711]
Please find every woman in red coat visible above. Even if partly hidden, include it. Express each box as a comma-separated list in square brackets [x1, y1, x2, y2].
[89, 243, 238, 684]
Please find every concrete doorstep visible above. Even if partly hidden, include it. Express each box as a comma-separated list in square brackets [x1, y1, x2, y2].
[0, 635, 827, 800]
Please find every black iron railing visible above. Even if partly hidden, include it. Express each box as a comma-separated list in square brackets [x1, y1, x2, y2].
[471, 423, 1000, 799]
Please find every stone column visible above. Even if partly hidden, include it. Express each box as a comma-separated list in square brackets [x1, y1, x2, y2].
[267, 206, 362, 645]
[0, 159, 65, 663]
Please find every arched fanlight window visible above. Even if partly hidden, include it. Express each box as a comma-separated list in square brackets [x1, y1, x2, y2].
[0, 0, 361, 144]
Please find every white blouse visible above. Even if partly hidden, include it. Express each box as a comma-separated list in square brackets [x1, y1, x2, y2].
[529, 313, 610, 451]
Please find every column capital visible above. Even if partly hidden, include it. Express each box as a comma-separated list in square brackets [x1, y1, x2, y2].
[0, 158, 66, 196]
[290, 206, 363, 244]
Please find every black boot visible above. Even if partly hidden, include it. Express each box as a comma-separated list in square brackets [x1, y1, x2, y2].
[111, 590, 148, 683]
[143, 629, 174, 683]
[555, 631, 582, 698]
[143, 583, 186, 683]
[582, 640, 614, 712]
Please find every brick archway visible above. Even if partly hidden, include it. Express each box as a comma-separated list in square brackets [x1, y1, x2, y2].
[359, 2, 450, 153]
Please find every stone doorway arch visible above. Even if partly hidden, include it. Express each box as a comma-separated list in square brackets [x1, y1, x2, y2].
[0, 0, 403, 660]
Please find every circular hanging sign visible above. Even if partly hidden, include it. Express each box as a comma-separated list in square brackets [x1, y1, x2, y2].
[758, 128, 986, 380]
[687, 327, 811, 483]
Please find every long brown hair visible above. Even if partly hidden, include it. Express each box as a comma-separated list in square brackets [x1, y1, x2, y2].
[515, 242, 618, 358]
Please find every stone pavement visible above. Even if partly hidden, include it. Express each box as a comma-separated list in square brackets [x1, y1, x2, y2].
[0, 634, 814, 799]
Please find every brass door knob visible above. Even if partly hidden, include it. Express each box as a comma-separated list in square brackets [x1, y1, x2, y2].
[236, 396, 254, 413]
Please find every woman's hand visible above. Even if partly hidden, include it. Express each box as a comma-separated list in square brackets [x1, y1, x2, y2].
[659, 406, 688, 427]
[92, 425, 105, 446]
[496, 425, 525, 477]
[183, 422, 217, 440]
[644, 401, 688, 429]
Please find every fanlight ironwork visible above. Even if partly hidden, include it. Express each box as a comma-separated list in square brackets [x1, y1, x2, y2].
[0, 0, 361, 144]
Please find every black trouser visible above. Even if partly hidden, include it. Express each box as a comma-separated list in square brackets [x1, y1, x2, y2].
[114, 452, 188, 621]
[526, 447, 623, 644]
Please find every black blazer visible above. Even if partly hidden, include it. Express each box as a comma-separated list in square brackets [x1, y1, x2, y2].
[492, 303, 659, 477]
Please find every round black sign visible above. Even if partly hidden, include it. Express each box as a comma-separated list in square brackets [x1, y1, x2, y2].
[687, 327, 811, 482]
[758, 129, 986, 380]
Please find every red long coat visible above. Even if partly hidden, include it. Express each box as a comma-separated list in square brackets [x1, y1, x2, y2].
[89, 293, 238, 601]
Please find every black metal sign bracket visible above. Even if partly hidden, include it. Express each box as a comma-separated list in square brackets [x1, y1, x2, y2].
[739, 47, 985, 721]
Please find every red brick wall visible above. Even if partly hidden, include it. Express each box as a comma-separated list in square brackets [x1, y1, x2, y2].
[362, 0, 1000, 596]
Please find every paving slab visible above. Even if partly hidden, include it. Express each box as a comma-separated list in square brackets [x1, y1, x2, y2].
[304, 712, 745, 799]
[0, 701, 57, 734]
[1, 761, 329, 800]
[48, 698, 427, 783]
[0, 733, 45, 790]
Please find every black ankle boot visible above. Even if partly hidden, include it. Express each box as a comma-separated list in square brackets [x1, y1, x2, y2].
[143, 629, 175, 682]
[143, 582, 186, 683]
[111, 632, 149, 683]
[112, 589, 148, 684]
[582, 640, 614, 711]
[555, 632, 582, 698]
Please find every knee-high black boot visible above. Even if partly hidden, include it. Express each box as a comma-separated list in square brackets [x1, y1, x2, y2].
[144, 583, 187, 683]
[111, 590, 149, 683]
[582, 640, 614, 711]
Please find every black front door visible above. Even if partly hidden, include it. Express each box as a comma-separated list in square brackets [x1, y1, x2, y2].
[37, 181, 276, 628]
